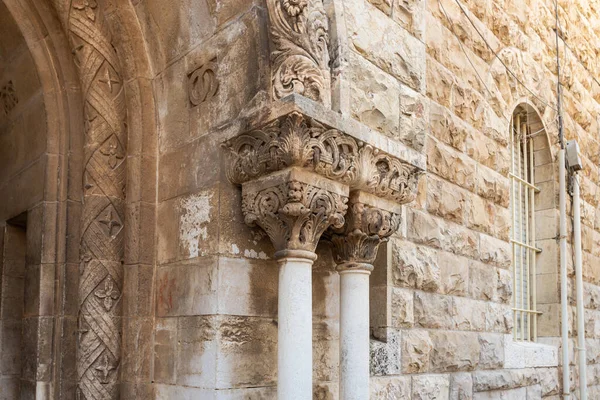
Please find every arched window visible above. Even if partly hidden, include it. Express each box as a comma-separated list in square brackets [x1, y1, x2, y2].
[510, 107, 540, 341]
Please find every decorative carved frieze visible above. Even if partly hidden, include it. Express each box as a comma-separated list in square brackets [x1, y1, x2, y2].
[350, 145, 422, 204]
[267, 0, 331, 104]
[0, 80, 18, 115]
[67, 1, 127, 398]
[242, 168, 348, 255]
[188, 59, 219, 106]
[225, 112, 421, 203]
[225, 111, 359, 185]
[326, 191, 401, 270]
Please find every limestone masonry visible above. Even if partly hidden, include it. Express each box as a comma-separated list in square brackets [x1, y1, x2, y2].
[0, 0, 599, 399]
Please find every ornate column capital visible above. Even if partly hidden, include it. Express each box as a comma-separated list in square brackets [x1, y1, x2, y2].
[224, 110, 423, 259]
[326, 191, 402, 272]
[242, 168, 348, 258]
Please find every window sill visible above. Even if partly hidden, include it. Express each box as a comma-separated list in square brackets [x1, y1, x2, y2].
[503, 335, 559, 368]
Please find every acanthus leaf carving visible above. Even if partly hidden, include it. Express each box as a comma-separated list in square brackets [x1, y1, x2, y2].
[242, 172, 348, 254]
[225, 112, 359, 185]
[267, 0, 330, 104]
[325, 194, 401, 268]
[351, 145, 422, 204]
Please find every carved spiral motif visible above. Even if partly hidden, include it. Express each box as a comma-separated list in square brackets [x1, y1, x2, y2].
[243, 180, 347, 253]
[68, 2, 126, 398]
[188, 60, 219, 106]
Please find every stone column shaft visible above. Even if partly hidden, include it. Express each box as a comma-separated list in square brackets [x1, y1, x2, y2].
[241, 168, 348, 399]
[327, 191, 402, 400]
[339, 266, 371, 400]
[277, 251, 316, 399]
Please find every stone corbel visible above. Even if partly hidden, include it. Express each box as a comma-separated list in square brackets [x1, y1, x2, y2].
[224, 105, 423, 400]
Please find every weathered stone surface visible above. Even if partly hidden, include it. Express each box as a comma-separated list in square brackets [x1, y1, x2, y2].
[370, 376, 411, 399]
[370, 328, 401, 376]
[478, 334, 504, 369]
[414, 292, 454, 329]
[401, 329, 433, 373]
[430, 331, 480, 372]
[412, 374, 450, 400]
[391, 238, 441, 292]
[450, 372, 473, 400]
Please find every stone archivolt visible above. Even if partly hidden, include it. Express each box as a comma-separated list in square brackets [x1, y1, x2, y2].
[267, 0, 331, 104]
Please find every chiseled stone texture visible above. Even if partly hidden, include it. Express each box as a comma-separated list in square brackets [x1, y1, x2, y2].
[3, 0, 600, 398]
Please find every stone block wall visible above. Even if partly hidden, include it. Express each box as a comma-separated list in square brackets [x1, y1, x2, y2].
[142, 0, 600, 398]
[1, 0, 599, 398]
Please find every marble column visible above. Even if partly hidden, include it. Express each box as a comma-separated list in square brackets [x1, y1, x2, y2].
[242, 168, 349, 399]
[327, 191, 402, 400]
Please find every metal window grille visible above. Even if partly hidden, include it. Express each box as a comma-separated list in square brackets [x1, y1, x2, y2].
[510, 112, 540, 342]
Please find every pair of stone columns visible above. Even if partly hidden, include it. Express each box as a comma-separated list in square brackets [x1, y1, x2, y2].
[226, 111, 419, 399]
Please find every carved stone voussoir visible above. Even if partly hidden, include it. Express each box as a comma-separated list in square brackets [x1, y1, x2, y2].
[242, 168, 348, 255]
[267, 0, 331, 104]
[326, 191, 401, 270]
[225, 111, 359, 185]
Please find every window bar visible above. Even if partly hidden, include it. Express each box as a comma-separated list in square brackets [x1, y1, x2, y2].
[523, 121, 531, 341]
[511, 115, 517, 340]
[530, 127, 537, 342]
[518, 114, 524, 341]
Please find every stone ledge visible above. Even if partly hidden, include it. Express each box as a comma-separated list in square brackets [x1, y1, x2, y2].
[224, 93, 427, 171]
[503, 335, 558, 369]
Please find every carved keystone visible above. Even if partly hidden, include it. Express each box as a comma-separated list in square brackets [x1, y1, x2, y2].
[242, 167, 348, 256]
[325, 191, 402, 271]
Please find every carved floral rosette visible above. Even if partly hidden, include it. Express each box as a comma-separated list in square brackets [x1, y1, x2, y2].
[225, 112, 359, 185]
[267, 0, 331, 104]
[325, 191, 402, 269]
[242, 169, 348, 254]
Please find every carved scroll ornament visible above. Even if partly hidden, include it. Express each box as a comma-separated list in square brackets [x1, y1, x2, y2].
[226, 112, 359, 185]
[326, 193, 401, 269]
[351, 145, 422, 204]
[267, 0, 331, 103]
[242, 170, 348, 254]
[225, 112, 422, 205]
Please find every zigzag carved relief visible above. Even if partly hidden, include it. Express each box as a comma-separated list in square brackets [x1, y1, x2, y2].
[68, 0, 126, 398]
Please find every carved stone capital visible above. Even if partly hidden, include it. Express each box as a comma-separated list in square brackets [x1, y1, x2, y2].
[326, 191, 401, 272]
[242, 168, 348, 256]
[225, 112, 360, 185]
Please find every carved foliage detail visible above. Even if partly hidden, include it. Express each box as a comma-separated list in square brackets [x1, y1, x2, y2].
[226, 112, 359, 185]
[0, 80, 18, 115]
[267, 0, 330, 103]
[188, 59, 219, 106]
[242, 180, 347, 253]
[352, 145, 422, 204]
[326, 201, 401, 267]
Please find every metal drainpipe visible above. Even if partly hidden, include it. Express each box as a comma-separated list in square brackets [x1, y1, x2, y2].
[559, 149, 570, 399]
[573, 171, 587, 400]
